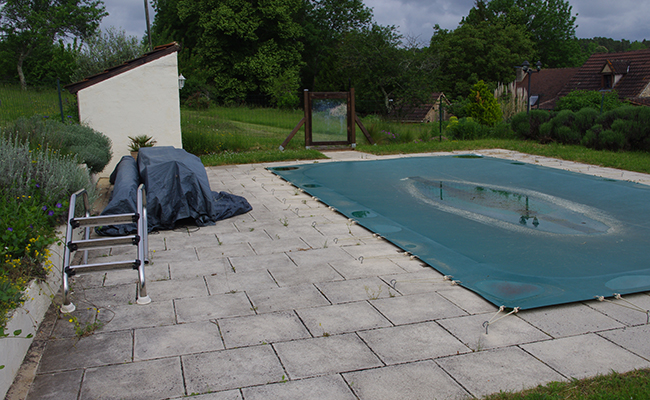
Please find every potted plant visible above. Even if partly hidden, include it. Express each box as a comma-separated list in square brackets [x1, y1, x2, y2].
[127, 135, 157, 159]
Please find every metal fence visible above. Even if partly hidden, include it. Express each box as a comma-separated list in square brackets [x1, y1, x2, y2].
[0, 80, 76, 127]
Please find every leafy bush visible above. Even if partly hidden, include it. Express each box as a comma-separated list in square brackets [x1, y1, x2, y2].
[3, 117, 112, 173]
[446, 117, 484, 140]
[510, 110, 552, 141]
[1, 135, 93, 335]
[555, 89, 623, 112]
[465, 81, 502, 126]
[573, 107, 600, 133]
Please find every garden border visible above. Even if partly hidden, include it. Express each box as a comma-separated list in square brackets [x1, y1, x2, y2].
[0, 231, 64, 399]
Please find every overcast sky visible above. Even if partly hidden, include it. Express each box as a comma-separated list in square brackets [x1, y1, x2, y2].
[101, 0, 649, 47]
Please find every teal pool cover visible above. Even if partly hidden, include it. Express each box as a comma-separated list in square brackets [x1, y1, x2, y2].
[269, 155, 650, 310]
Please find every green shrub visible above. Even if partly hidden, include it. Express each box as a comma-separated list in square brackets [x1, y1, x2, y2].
[573, 107, 599, 133]
[0, 136, 93, 335]
[599, 129, 626, 150]
[446, 117, 486, 140]
[0, 136, 95, 207]
[3, 117, 112, 174]
[465, 81, 502, 126]
[510, 110, 552, 141]
[556, 89, 623, 112]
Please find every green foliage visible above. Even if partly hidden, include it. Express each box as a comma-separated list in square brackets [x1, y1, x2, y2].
[577, 37, 649, 56]
[555, 90, 623, 112]
[464, 0, 581, 68]
[72, 27, 147, 82]
[510, 109, 552, 141]
[3, 116, 112, 174]
[300, 0, 373, 90]
[127, 135, 157, 152]
[465, 81, 502, 126]
[176, 0, 305, 104]
[0, 0, 107, 89]
[429, 20, 535, 99]
[0, 134, 94, 334]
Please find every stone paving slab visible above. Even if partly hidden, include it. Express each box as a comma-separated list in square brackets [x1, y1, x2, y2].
[97, 300, 176, 332]
[370, 291, 468, 325]
[134, 321, 224, 361]
[182, 345, 285, 393]
[80, 357, 185, 400]
[168, 258, 229, 280]
[517, 302, 626, 338]
[520, 333, 650, 379]
[343, 360, 470, 400]
[598, 324, 650, 360]
[241, 374, 357, 400]
[26, 369, 84, 400]
[219, 311, 311, 348]
[174, 292, 255, 323]
[315, 276, 397, 303]
[329, 258, 407, 279]
[38, 331, 133, 373]
[358, 321, 470, 364]
[585, 293, 650, 327]
[274, 333, 383, 379]
[437, 346, 567, 398]
[438, 313, 550, 351]
[247, 283, 331, 313]
[296, 301, 392, 336]
[204, 269, 279, 293]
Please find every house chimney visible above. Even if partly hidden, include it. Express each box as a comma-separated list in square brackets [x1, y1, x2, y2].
[515, 67, 525, 83]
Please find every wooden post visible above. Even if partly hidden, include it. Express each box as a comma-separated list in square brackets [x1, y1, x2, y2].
[304, 89, 312, 147]
[349, 88, 356, 147]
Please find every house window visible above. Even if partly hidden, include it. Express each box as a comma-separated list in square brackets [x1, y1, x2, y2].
[603, 74, 613, 89]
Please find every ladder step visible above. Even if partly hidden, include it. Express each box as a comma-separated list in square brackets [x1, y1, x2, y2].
[66, 260, 138, 274]
[70, 235, 139, 251]
[70, 213, 138, 228]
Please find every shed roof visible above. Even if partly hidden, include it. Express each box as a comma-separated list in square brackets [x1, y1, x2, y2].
[389, 92, 449, 122]
[65, 42, 180, 94]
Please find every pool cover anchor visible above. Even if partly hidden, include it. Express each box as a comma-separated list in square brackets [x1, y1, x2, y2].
[482, 306, 520, 335]
[596, 294, 650, 324]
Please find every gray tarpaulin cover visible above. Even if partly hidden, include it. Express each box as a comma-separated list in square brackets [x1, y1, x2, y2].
[97, 147, 251, 235]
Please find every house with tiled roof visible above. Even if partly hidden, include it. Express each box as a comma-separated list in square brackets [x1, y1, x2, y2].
[516, 67, 579, 110]
[66, 43, 183, 177]
[389, 92, 450, 123]
[556, 48, 650, 106]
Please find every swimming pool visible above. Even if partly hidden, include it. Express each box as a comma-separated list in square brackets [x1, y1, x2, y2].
[269, 155, 650, 309]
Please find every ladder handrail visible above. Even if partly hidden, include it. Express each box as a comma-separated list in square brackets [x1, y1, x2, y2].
[61, 183, 151, 313]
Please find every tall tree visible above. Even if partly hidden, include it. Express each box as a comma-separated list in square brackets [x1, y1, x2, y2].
[0, 0, 106, 89]
[463, 0, 581, 68]
[72, 27, 146, 82]
[300, 0, 373, 90]
[176, 0, 304, 104]
[429, 20, 535, 99]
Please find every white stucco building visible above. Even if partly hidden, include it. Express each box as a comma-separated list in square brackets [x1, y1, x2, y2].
[66, 42, 183, 177]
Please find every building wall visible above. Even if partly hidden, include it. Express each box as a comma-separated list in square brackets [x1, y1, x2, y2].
[77, 52, 183, 177]
[641, 81, 650, 97]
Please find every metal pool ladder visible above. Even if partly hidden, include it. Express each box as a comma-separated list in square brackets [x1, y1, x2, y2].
[60, 184, 151, 313]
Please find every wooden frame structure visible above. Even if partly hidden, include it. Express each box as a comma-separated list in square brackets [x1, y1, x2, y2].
[280, 88, 374, 150]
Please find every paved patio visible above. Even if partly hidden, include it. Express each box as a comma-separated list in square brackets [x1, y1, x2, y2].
[12, 150, 650, 399]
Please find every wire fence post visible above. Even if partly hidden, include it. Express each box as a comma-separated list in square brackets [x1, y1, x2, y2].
[57, 78, 64, 123]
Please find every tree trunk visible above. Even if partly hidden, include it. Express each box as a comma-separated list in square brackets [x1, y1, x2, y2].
[17, 51, 27, 90]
